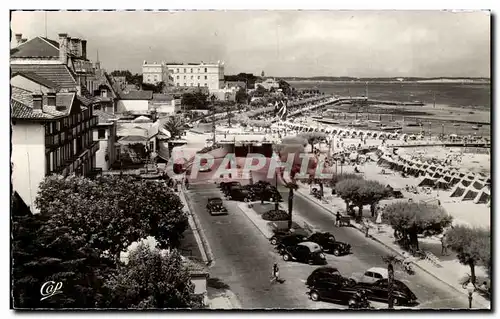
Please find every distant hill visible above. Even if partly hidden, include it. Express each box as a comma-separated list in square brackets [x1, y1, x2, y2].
[280, 76, 490, 83]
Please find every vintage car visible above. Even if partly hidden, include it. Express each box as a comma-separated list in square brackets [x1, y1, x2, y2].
[206, 197, 228, 216]
[308, 283, 367, 306]
[220, 181, 241, 195]
[307, 232, 351, 256]
[275, 234, 308, 252]
[226, 186, 251, 202]
[306, 266, 343, 288]
[355, 278, 418, 306]
[269, 229, 309, 246]
[349, 267, 388, 285]
[280, 241, 327, 265]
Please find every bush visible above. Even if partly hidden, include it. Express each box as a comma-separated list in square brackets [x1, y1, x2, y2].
[262, 209, 289, 221]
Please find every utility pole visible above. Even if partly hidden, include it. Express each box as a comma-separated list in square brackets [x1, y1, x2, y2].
[211, 94, 217, 145]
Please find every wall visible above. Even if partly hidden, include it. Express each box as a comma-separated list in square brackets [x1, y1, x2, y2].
[11, 122, 46, 214]
[167, 64, 223, 90]
[117, 100, 149, 113]
[190, 276, 207, 296]
[150, 101, 176, 115]
[11, 75, 51, 93]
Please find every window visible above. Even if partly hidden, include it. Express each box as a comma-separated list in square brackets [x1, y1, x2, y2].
[197, 76, 200, 80]
[149, 141, 154, 151]
[176, 68, 179, 73]
[98, 129, 106, 139]
[204, 83, 208, 87]
[184, 68, 186, 73]
[205, 75, 208, 80]
[176, 75, 179, 80]
[374, 273, 383, 279]
[205, 68, 207, 72]
[190, 68, 193, 73]
[183, 83, 186, 86]
[191, 76, 193, 80]
[176, 83, 180, 87]
[184, 75, 186, 79]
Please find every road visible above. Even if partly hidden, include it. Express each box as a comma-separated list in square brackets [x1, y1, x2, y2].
[183, 157, 476, 309]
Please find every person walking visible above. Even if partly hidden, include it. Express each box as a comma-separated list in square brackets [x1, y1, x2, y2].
[336, 211, 342, 227]
[270, 263, 280, 283]
[441, 233, 448, 256]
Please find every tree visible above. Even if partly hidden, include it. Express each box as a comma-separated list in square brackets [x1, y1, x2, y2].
[335, 178, 364, 214]
[254, 85, 268, 97]
[163, 116, 187, 139]
[104, 243, 203, 309]
[361, 180, 391, 217]
[383, 202, 453, 251]
[446, 226, 490, 285]
[35, 175, 188, 260]
[382, 255, 403, 309]
[298, 132, 327, 153]
[12, 192, 111, 308]
[181, 91, 208, 109]
[235, 89, 249, 104]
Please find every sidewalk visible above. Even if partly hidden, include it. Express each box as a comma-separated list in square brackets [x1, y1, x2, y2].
[294, 182, 491, 309]
[207, 287, 242, 309]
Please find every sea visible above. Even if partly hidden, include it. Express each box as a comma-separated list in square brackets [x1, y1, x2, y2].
[289, 81, 491, 110]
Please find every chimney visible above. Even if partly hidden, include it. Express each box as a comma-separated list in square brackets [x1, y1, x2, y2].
[70, 38, 79, 56]
[32, 93, 43, 112]
[74, 38, 82, 57]
[15, 33, 22, 46]
[81, 40, 87, 59]
[58, 33, 68, 64]
[47, 90, 56, 107]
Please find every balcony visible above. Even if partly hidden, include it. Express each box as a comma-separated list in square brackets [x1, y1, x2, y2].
[90, 140, 100, 154]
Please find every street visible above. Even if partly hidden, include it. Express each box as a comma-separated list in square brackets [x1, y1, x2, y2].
[185, 175, 474, 309]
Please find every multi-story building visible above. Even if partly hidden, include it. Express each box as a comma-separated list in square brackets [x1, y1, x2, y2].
[166, 61, 224, 91]
[93, 111, 118, 171]
[11, 87, 99, 213]
[142, 61, 170, 85]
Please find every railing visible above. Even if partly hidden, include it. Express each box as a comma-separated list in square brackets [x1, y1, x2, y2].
[90, 141, 100, 154]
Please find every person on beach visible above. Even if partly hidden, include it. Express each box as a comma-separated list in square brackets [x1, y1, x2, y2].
[271, 263, 280, 283]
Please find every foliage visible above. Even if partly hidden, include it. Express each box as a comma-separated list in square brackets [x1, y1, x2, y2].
[163, 116, 187, 139]
[383, 202, 453, 250]
[326, 173, 363, 188]
[262, 209, 289, 221]
[298, 132, 328, 152]
[104, 244, 203, 309]
[235, 89, 249, 104]
[334, 179, 390, 217]
[35, 175, 188, 259]
[181, 91, 209, 109]
[111, 70, 142, 86]
[446, 225, 490, 283]
[224, 73, 259, 89]
[254, 85, 268, 97]
[12, 193, 111, 308]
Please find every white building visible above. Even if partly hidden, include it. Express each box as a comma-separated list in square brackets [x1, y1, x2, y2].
[166, 61, 224, 91]
[256, 78, 280, 91]
[142, 61, 170, 85]
[93, 111, 119, 171]
[116, 91, 154, 114]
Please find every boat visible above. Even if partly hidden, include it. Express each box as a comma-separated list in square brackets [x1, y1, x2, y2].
[472, 126, 479, 130]
[380, 126, 403, 131]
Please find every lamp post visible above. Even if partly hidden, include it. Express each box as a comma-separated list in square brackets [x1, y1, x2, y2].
[465, 282, 474, 309]
[211, 94, 217, 145]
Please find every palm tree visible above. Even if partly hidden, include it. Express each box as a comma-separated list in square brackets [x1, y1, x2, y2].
[163, 116, 186, 139]
[382, 254, 403, 309]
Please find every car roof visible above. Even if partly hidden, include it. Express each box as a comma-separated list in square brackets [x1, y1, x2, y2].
[298, 241, 322, 251]
[315, 266, 339, 273]
[208, 197, 222, 201]
[367, 267, 389, 277]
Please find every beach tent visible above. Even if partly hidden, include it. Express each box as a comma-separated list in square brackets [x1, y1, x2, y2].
[442, 174, 452, 183]
[462, 188, 479, 201]
[429, 166, 437, 171]
[458, 172, 466, 178]
[460, 179, 472, 187]
[466, 175, 476, 180]
[449, 176, 461, 186]
[450, 185, 466, 198]
[472, 181, 485, 190]
[432, 172, 443, 179]
[434, 177, 450, 190]
[419, 177, 437, 187]
[474, 187, 490, 204]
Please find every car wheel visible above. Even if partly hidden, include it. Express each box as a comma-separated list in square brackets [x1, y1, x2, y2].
[310, 291, 320, 301]
[333, 249, 340, 256]
[283, 254, 290, 261]
[393, 298, 399, 306]
[270, 238, 278, 245]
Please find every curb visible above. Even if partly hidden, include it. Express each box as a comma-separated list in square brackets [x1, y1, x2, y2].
[294, 189, 490, 309]
[179, 189, 215, 267]
[236, 203, 272, 239]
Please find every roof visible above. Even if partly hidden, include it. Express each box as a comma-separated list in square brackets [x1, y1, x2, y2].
[11, 86, 74, 120]
[94, 110, 117, 124]
[11, 64, 77, 89]
[10, 36, 59, 58]
[298, 241, 321, 251]
[11, 71, 60, 89]
[118, 135, 148, 142]
[152, 93, 174, 102]
[119, 90, 153, 100]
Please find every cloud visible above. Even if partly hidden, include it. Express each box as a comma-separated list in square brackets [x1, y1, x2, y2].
[10, 10, 490, 77]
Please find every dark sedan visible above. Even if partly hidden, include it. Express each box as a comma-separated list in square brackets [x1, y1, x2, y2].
[308, 284, 364, 305]
[307, 232, 351, 256]
[306, 266, 343, 288]
[227, 186, 250, 202]
[356, 279, 418, 306]
[206, 197, 228, 216]
[270, 229, 309, 246]
[220, 181, 241, 195]
[280, 241, 327, 265]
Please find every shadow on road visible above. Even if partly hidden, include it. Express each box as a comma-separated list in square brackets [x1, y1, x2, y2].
[208, 277, 231, 290]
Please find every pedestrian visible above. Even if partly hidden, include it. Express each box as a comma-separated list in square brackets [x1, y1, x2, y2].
[336, 211, 342, 227]
[270, 263, 280, 283]
[184, 177, 189, 190]
[441, 234, 448, 256]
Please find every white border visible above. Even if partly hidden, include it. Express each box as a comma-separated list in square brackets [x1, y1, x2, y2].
[2, 1, 497, 319]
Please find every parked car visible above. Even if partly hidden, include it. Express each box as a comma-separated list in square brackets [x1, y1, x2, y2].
[349, 267, 388, 285]
[308, 283, 365, 305]
[270, 229, 309, 246]
[220, 181, 241, 195]
[306, 266, 343, 288]
[227, 186, 250, 201]
[307, 232, 351, 256]
[280, 241, 327, 265]
[206, 197, 228, 216]
[275, 234, 308, 251]
[355, 278, 418, 306]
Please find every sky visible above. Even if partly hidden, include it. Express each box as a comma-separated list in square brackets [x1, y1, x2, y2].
[10, 10, 491, 78]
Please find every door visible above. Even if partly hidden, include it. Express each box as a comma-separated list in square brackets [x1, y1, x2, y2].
[295, 246, 309, 262]
[363, 271, 375, 284]
[371, 280, 389, 301]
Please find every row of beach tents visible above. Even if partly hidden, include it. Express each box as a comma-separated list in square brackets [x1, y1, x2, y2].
[377, 153, 490, 205]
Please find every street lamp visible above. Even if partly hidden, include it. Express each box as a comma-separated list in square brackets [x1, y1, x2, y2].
[465, 282, 475, 309]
